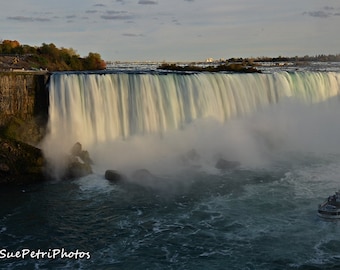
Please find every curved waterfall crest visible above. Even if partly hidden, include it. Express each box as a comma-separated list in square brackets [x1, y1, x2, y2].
[48, 71, 340, 145]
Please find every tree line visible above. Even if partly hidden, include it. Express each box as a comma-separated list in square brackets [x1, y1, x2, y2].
[0, 39, 106, 71]
[227, 54, 340, 63]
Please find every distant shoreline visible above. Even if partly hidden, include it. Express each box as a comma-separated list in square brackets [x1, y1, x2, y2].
[105, 60, 340, 73]
[157, 62, 261, 73]
[107, 54, 340, 65]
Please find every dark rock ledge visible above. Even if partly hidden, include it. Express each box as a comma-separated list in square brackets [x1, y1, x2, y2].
[0, 138, 94, 186]
[0, 136, 45, 186]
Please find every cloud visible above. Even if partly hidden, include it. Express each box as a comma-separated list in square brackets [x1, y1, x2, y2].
[7, 16, 51, 22]
[101, 14, 133, 20]
[101, 10, 132, 20]
[307, 11, 331, 18]
[86, 10, 98, 14]
[172, 18, 181, 25]
[106, 10, 128, 14]
[66, 15, 77, 19]
[7, 16, 34, 22]
[138, 0, 158, 5]
[303, 6, 340, 18]
[94, 4, 106, 7]
[122, 33, 143, 37]
[323, 6, 334, 11]
[35, 17, 51, 22]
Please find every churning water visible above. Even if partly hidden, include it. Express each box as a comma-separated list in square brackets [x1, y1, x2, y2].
[1, 69, 340, 269]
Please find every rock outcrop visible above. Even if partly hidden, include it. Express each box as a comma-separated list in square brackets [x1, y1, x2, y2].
[215, 158, 241, 170]
[180, 149, 200, 165]
[63, 142, 93, 179]
[0, 137, 45, 186]
[105, 170, 123, 183]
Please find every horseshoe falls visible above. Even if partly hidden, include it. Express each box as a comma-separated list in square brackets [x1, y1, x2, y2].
[47, 71, 339, 144]
[3, 70, 340, 270]
[44, 71, 340, 174]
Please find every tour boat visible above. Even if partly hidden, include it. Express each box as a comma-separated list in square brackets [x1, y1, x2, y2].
[318, 191, 340, 219]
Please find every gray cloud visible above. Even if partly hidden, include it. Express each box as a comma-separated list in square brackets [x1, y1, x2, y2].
[66, 15, 77, 19]
[303, 6, 340, 18]
[7, 16, 34, 22]
[94, 4, 106, 7]
[106, 10, 128, 14]
[35, 17, 51, 22]
[101, 10, 133, 20]
[308, 11, 331, 18]
[7, 16, 51, 22]
[172, 18, 181, 25]
[101, 14, 133, 20]
[138, 0, 158, 5]
[122, 33, 143, 37]
[324, 6, 334, 11]
[86, 10, 98, 14]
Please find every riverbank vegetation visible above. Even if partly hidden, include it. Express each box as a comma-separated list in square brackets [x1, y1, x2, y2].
[158, 62, 261, 73]
[0, 39, 106, 71]
[243, 54, 340, 63]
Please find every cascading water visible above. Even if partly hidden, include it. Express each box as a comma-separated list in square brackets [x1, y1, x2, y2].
[44, 69, 340, 178]
[47, 71, 340, 146]
[43, 71, 340, 175]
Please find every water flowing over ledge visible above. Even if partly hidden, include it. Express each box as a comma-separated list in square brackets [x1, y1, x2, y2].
[47, 71, 340, 147]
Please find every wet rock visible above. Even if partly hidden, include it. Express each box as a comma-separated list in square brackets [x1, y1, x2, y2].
[215, 158, 240, 170]
[63, 142, 93, 179]
[105, 170, 123, 183]
[70, 142, 82, 156]
[180, 149, 200, 164]
[0, 137, 46, 186]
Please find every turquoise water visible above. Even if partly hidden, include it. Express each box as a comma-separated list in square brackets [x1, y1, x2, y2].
[1, 152, 340, 269]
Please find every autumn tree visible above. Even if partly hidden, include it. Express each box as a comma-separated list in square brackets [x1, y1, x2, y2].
[83, 52, 106, 70]
[0, 40, 20, 53]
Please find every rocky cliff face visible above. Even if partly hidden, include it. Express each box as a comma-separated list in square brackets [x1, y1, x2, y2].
[0, 72, 93, 186]
[0, 72, 49, 186]
[0, 71, 49, 145]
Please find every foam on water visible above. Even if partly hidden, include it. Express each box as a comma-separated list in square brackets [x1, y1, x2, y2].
[74, 174, 118, 194]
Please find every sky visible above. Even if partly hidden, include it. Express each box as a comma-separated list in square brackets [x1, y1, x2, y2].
[1, 0, 340, 62]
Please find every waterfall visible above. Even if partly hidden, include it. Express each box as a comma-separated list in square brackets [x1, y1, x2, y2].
[47, 71, 340, 146]
[42, 70, 340, 176]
